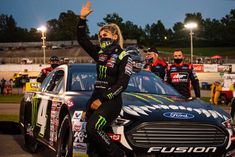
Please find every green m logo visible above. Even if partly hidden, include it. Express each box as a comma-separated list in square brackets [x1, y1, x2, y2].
[99, 65, 107, 79]
[95, 115, 107, 130]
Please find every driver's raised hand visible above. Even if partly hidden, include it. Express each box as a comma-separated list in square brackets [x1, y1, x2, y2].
[80, 1, 93, 19]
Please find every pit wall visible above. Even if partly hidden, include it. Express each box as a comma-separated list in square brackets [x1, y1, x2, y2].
[0, 64, 234, 84]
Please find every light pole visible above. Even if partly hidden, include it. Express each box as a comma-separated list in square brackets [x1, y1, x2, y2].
[184, 22, 197, 63]
[37, 26, 47, 64]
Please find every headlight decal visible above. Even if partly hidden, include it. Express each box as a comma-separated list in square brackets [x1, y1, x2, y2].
[223, 119, 233, 150]
[112, 126, 132, 150]
[123, 106, 140, 116]
[139, 106, 152, 112]
[129, 105, 148, 115]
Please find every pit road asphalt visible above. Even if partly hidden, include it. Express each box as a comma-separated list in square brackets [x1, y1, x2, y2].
[0, 103, 55, 157]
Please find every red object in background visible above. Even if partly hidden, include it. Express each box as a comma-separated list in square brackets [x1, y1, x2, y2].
[193, 64, 204, 72]
[220, 90, 233, 103]
[211, 55, 222, 59]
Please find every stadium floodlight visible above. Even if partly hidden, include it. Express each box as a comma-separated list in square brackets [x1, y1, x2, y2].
[37, 26, 47, 64]
[184, 22, 198, 63]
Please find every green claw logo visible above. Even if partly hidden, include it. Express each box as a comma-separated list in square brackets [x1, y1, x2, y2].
[95, 115, 107, 130]
[99, 65, 107, 79]
[107, 93, 114, 99]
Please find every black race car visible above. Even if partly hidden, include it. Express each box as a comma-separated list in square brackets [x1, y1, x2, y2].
[19, 64, 235, 157]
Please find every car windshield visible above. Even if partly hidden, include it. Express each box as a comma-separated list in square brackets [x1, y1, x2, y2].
[126, 72, 180, 96]
[68, 66, 180, 96]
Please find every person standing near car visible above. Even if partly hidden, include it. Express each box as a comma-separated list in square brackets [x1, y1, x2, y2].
[0, 78, 6, 95]
[210, 81, 222, 105]
[37, 56, 60, 83]
[143, 47, 167, 79]
[165, 49, 200, 99]
[77, 1, 132, 157]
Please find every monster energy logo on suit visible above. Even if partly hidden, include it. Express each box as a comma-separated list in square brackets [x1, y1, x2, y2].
[95, 115, 107, 130]
[99, 65, 107, 79]
[106, 93, 114, 99]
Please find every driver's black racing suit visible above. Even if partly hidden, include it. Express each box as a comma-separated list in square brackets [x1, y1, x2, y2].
[165, 62, 200, 98]
[77, 18, 132, 157]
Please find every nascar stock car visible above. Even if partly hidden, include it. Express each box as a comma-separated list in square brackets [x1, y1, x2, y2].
[19, 64, 235, 157]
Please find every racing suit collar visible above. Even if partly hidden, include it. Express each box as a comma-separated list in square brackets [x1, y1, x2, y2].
[173, 61, 184, 67]
[102, 44, 120, 55]
[152, 58, 166, 66]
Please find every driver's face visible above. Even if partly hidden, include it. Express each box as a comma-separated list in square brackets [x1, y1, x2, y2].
[145, 52, 158, 59]
[50, 61, 59, 64]
[173, 51, 183, 59]
[99, 30, 113, 38]
[99, 29, 118, 41]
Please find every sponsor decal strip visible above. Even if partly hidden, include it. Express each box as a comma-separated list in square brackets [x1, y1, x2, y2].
[156, 95, 174, 102]
[136, 93, 163, 104]
[125, 93, 149, 102]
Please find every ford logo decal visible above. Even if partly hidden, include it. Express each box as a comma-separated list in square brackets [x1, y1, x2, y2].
[163, 112, 194, 119]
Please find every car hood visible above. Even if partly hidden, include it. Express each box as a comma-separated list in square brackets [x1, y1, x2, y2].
[121, 92, 230, 124]
[68, 91, 230, 124]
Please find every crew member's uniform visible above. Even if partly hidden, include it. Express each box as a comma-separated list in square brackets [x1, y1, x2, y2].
[210, 83, 222, 105]
[77, 18, 132, 157]
[37, 67, 53, 83]
[144, 58, 167, 79]
[165, 62, 200, 98]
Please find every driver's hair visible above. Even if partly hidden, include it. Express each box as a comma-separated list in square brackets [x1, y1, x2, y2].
[98, 23, 124, 49]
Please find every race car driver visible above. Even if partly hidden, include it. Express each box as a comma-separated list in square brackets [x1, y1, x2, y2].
[37, 56, 60, 83]
[165, 49, 200, 99]
[77, 1, 132, 157]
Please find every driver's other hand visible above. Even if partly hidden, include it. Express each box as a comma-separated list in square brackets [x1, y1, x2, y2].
[91, 99, 102, 110]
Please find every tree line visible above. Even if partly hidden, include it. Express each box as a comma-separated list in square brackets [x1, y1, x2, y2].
[0, 9, 235, 47]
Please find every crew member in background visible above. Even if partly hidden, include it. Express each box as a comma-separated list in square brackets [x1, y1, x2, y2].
[229, 82, 235, 119]
[165, 49, 200, 99]
[0, 78, 6, 95]
[37, 56, 60, 83]
[143, 47, 167, 79]
[210, 81, 222, 105]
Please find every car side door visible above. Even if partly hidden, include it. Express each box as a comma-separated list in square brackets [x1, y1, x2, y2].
[32, 69, 65, 144]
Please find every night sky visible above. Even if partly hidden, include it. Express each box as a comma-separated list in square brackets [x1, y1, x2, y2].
[1, 0, 235, 35]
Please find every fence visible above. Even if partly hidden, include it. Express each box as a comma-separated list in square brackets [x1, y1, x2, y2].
[0, 56, 92, 64]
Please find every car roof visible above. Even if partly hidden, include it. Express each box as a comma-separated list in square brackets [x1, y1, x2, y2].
[67, 63, 95, 70]
[67, 63, 153, 76]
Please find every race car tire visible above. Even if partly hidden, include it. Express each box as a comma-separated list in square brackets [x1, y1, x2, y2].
[56, 115, 73, 157]
[24, 132, 39, 153]
[23, 102, 39, 153]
